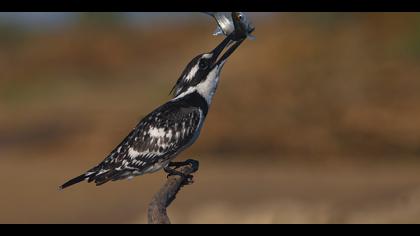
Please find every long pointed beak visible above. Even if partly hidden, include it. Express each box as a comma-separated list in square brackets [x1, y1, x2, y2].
[210, 35, 245, 69]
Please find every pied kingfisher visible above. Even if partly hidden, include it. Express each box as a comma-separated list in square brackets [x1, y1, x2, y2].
[60, 34, 245, 189]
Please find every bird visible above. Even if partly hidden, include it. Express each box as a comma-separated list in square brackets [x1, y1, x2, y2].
[60, 34, 245, 189]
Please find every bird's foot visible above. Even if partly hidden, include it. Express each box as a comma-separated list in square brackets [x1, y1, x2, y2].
[168, 159, 199, 170]
[164, 159, 199, 185]
[164, 167, 194, 185]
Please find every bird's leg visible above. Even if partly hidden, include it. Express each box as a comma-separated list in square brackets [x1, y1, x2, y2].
[168, 159, 199, 170]
[163, 166, 193, 185]
[168, 161, 187, 168]
[164, 159, 199, 185]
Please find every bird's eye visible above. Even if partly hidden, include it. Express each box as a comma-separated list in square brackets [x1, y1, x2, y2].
[199, 60, 208, 70]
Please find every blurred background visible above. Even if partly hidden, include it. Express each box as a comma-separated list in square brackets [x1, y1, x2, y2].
[1, 12, 420, 224]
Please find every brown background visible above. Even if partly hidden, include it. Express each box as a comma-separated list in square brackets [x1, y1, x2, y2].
[1, 13, 420, 223]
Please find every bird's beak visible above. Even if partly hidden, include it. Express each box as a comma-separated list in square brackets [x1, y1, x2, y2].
[210, 34, 245, 69]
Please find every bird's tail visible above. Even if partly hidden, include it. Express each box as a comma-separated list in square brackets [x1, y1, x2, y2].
[59, 173, 90, 190]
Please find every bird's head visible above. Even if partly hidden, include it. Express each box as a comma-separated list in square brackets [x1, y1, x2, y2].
[171, 35, 244, 102]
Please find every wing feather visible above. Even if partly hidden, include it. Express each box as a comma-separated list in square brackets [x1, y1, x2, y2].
[87, 100, 203, 184]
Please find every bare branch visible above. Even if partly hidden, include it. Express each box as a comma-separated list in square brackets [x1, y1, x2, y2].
[147, 160, 199, 224]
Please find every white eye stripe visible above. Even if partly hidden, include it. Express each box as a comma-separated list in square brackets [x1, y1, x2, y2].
[184, 64, 198, 81]
[202, 53, 213, 59]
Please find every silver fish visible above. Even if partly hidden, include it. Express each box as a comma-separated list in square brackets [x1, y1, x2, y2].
[203, 12, 255, 40]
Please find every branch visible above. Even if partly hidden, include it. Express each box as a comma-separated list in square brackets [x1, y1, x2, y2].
[147, 160, 199, 224]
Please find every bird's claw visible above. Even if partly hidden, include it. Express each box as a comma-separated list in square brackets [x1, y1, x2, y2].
[184, 159, 199, 171]
[165, 169, 194, 185]
[168, 159, 199, 172]
[165, 159, 199, 185]
[182, 174, 194, 185]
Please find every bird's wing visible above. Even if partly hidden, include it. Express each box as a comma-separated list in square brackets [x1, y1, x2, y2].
[86, 101, 203, 185]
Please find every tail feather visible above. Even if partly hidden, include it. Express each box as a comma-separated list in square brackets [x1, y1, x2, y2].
[59, 167, 125, 189]
[89, 170, 122, 186]
[59, 173, 88, 190]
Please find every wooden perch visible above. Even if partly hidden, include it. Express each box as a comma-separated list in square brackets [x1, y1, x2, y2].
[147, 159, 199, 224]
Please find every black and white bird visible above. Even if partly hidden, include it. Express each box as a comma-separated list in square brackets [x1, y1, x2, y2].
[60, 34, 245, 189]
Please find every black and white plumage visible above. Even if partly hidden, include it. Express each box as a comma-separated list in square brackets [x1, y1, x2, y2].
[60, 35, 244, 189]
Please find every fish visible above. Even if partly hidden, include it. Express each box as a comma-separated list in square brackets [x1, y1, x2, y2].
[203, 12, 255, 41]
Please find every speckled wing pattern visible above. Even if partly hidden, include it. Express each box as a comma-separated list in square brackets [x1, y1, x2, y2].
[86, 100, 203, 185]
